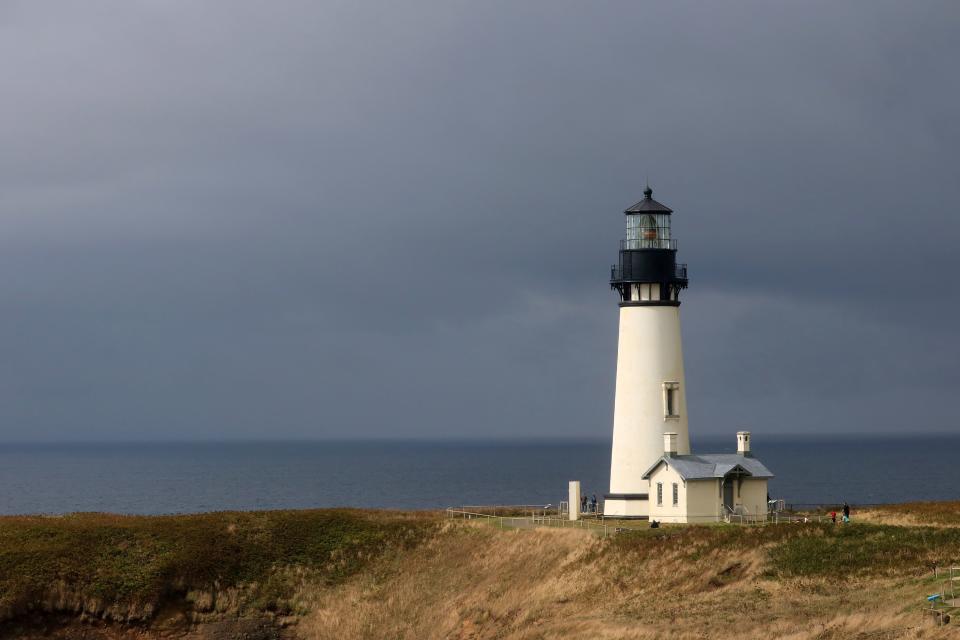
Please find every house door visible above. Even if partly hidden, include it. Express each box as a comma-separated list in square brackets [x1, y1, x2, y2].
[722, 477, 734, 511]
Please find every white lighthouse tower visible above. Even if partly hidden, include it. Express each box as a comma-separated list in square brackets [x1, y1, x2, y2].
[604, 186, 690, 518]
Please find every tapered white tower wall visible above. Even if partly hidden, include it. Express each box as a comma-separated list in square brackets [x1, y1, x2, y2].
[605, 306, 690, 517]
[604, 186, 690, 518]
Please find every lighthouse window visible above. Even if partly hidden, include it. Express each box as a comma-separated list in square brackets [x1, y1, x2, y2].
[656, 482, 663, 506]
[663, 382, 680, 419]
[672, 483, 679, 506]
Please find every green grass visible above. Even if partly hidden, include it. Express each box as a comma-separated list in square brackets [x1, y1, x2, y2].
[0, 510, 438, 621]
[768, 523, 960, 577]
[608, 521, 960, 579]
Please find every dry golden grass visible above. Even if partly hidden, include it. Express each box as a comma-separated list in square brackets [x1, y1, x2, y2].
[858, 503, 960, 528]
[297, 521, 958, 640]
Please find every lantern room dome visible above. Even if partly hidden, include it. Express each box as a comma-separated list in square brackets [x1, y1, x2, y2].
[625, 187, 673, 214]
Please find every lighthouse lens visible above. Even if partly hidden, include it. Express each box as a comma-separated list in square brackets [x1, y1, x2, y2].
[626, 213, 671, 249]
[641, 215, 658, 240]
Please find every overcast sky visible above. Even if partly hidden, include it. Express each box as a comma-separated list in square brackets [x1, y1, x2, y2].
[1, 1, 958, 442]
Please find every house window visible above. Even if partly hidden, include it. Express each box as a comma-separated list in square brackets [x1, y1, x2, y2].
[663, 382, 680, 419]
[656, 482, 663, 506]
[672, 483, 679, 506]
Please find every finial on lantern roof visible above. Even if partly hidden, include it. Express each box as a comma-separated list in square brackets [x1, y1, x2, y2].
[625, 184, 672, 214]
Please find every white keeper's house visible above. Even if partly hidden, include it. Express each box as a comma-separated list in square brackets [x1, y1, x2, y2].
[644, 431, 773, 523]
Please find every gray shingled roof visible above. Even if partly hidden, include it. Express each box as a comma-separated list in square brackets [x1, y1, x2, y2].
[641, 454, 774, 481]
[625, 187, 673, 214]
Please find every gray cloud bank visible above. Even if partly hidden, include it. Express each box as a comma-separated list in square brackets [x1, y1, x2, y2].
[1, 1, 958, 441]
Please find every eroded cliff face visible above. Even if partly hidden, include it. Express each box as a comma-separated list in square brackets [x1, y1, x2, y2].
[2, 614, 292, 640]
[2, 583, 248, 627]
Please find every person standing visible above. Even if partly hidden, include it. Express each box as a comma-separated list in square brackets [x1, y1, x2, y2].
[590, 494, 598, 513]
[842, 502, 850, 523]
[830, 510, 837, 524]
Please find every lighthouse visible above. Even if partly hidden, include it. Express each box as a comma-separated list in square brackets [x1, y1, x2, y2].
[604, 186, 690, 518]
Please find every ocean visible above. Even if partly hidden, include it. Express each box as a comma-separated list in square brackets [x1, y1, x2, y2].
[0, 435, 956, 515]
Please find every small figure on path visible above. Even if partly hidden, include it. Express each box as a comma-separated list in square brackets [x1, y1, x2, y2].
[830, 510, 837, 524]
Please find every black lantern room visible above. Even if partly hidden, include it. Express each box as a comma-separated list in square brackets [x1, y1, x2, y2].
[610, 186, 688, 305]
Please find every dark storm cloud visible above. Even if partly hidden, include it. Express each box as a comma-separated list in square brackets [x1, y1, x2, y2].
[0, 1, 958, 441]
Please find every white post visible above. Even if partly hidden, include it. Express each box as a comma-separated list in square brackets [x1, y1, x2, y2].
[569, 481, 581, 521]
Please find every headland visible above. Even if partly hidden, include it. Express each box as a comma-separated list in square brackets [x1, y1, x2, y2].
[1, 503, 959, 639]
